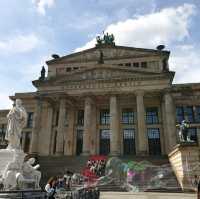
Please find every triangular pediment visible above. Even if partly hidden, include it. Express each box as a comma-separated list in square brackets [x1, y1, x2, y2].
[47, 45, 169, 65]
[53, 65, 166, 84]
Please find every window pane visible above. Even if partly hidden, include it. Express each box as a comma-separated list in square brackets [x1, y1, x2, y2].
[100, 110, 110, 125]
[176, 107, 184, 123]
[195, 106, 200, 122]
[123, 129, 135, 139]
[100, 129, 110, 139]
[27, 112, 34, 128]
[122, 109, 134, 124]
[146, 107, 159, 124]
[77, 110, 84, 126]
[184, 106, 194, 123]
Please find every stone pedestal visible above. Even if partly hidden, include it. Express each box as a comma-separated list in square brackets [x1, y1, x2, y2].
[168, 143, 200, 191]
[0, 149, 16, 177]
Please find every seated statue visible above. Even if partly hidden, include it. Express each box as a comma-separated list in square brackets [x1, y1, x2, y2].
[21, 158, 41, 189]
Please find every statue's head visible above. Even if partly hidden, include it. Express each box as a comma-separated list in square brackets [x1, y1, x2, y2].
[28, 158, 35, 165]
[15, 99, 22, 108]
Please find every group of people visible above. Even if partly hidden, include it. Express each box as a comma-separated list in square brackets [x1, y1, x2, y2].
[45, 173, 100, 199]
[66, 187, 100, 199]
[86, 159, 106, 177]
[45, 171, 74, 199]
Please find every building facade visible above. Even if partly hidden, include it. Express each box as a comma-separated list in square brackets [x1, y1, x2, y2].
[0, 40, 200, 157]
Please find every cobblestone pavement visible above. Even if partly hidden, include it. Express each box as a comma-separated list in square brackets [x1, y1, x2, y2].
[100, 192, 196, 199]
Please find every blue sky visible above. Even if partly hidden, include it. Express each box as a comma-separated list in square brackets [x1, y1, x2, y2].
[0, 0, 200, 109]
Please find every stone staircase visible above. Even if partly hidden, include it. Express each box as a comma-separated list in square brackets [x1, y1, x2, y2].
[37, 155, 181, 192]
[38, 156, 89, 187]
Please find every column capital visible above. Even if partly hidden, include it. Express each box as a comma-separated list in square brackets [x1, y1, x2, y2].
[135, 90, 145, 96]
[84, 96, 95, 106]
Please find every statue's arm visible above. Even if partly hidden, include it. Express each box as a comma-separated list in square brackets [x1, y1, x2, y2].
[33, 164, 40, 170]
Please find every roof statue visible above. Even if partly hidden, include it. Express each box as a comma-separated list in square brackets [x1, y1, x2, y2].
[96, 32, 115, 46]
[39, 66, 46, 80]
[98, 50, 104, 64]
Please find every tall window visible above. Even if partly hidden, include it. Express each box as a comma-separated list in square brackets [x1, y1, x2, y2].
[122, 109, 134, 124]
[0, 124, 5, 140]
[100, 110, 110, 125]
[146, 107, 159, 124]
[123, 129, 135, 155]
[23, 132, 31, 153]
[141, 62, 147, 68]
[176, 106, 195, 123]
[184, 106, 195, 123]
[0, 124, 7, 149]
[76, 129, 83, 155]
[195, 106, 200, 122]
[77, 110, 84, 126]
[147, 128, 161, 155]
[27, 112, 34, 128]
[55, 111, 59, 126]
[100, 129, 110, 155]
[176, 107, 184, 123]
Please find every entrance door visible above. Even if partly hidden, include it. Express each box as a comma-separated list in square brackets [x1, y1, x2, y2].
[147, 128, 161, 155]
[76, 129, 83, 155]
[123, 129, 135, 155]
[100, 129, 110, 155]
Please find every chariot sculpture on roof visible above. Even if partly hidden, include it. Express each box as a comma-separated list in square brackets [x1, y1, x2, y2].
[96, 32, 115, 46]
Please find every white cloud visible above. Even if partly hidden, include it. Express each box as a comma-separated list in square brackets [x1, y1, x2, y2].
[32, 0, 55, 15]
[170, 46, 200, 83]
[0, 34, 40, 54]
[0, 93, 12, 109]
[75, 3, 195, 51]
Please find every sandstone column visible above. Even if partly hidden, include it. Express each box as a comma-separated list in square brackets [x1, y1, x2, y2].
[163, 92, 177, 152]
[82, 97, 93, 155]
[64, 107, 75, 155]
[90, 104, 97, 155]
[110, 95, 120, 156]
[42, 105, 53, 155]
[56, 98, 66, 155]
[136, 90, 148, 155]
[30, 98, 42, 154]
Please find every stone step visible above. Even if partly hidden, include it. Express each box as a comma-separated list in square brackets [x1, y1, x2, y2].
[37, 156, 180, 191]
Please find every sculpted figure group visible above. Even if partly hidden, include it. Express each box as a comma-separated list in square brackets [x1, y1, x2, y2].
[96, 32, 115, 45]
[176, 120, 192, 143]
[0, 99, 41, 190]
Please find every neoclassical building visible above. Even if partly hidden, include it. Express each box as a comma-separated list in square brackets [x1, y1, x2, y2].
[0, 37, 200, 158]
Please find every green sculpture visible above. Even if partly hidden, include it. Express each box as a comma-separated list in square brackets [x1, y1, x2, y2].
[96, 32, 115, 46]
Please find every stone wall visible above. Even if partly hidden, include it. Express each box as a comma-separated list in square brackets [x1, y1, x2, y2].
[169, 143, 200, 191]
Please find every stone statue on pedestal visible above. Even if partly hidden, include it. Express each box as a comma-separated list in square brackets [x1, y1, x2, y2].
[5, 99, 27, 150]
[0, 99, 42, 191]
[176, 120, 191, 142]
